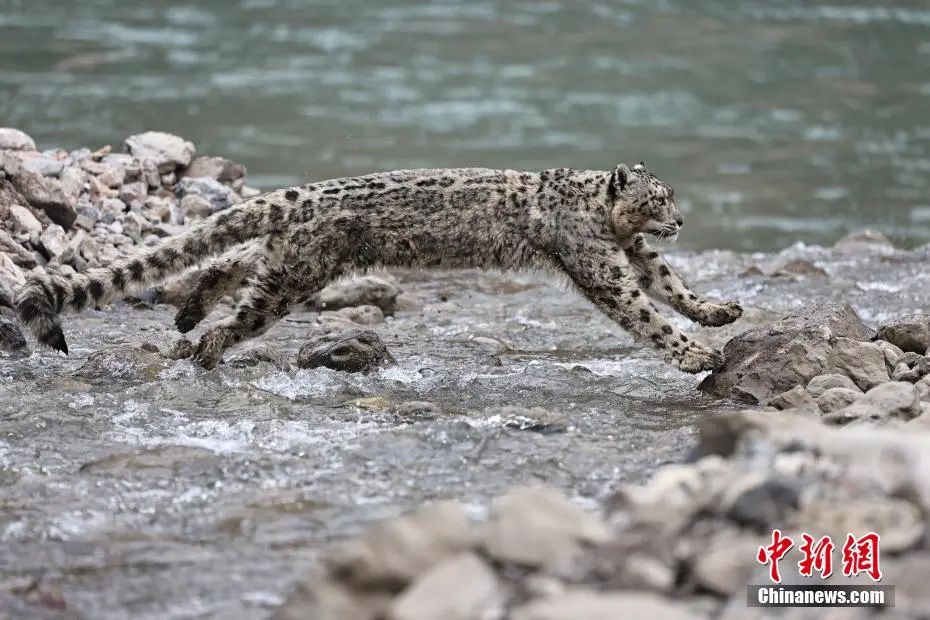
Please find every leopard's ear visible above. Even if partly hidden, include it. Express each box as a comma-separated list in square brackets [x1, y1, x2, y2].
[633, 161, 646, 172]
[611, 163, 633, 192]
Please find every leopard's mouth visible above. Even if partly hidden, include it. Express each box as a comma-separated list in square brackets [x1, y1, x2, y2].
[646, 223, 681, 242]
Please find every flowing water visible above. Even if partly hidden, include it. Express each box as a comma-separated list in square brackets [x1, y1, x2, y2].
[2, 0, 930, 250]
[2, 240, 930, 617]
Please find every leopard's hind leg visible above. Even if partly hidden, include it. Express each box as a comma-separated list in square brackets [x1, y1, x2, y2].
[175, 238, 280, 333]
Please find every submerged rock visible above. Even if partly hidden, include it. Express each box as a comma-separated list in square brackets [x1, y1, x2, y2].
[876, 314, 930, 355]
[297, 329, 395, 373]
[699, 303, 883, 403]
[225, 344, 291, 371]
[73, 344, 170, 382]
[310, 275, 400, 315]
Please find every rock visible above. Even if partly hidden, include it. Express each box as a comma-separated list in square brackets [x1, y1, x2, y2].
[323, 304, 385, 326]
[119, 180, 147, 206]
[311, 275, 400, 315]
[794, 499, 923, 553]
[174, 176, 239, 213]
[816, 387, 863, 413]
[511, 591, 699, 620]
[96, 165, 125, 188]
[725, 478, 800, 530]
[0, 128, 36, 151]
[297, 329, 395, 373]
[39, 224, 68, 258]
[326, 501, 474, 589]
[824, 381, 921, 424]
[3, 161, 76, 229]
[874, 339, 905, 373]
[918, 376, 930, 402]
[876, 314, 930, 355]
[772, 259, 828, 278]
[97, 197, 126, 223]
[8, 204, 43, 236]
[833, 229, 894, 251]
[806, 373, 861, 398]
[393, 401, 442, 420]
[178, 194, 212, 220]
[273, 577, 389, 620]
[225, 344, 291, 371]
[479, 405, 568, 433]
[124, 131, 195, 173]
[0, 315, 28, 355]
[892, 356, 930, 383]
[0, 251, 26, 297]
[830, 338, 889, 390]
[58, 167, 86, 204]
[387, 553, 502, 620]
[767, 386, 819, 412]
[481, 487, 611, 568]
[699, 303, 877, 403]
[691, 535, 761, 596]
[182, 156, 246, 188]
[73, 345, 171, 383]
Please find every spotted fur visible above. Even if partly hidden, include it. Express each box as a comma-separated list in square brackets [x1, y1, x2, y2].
[16, 163, 742, 370]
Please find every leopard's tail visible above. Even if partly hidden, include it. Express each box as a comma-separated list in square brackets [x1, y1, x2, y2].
[15, 190, 297, 353]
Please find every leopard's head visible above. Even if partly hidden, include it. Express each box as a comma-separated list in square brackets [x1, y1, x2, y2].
[608, 162, 682, 241]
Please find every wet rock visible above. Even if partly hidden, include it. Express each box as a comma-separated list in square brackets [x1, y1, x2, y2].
[166, 337, 195, 360]
[387, 552, 502, 620]
[725, 478, 800, 530]
[479, 405, 568, 433]
[816, 387, 863, 413]
[297, 329, 395, 373]
[833, 229, 894, 252]
[182, 156, 247, 188]
[0, 127, 36, 151]
[174, 176, 239, 213]
[806, 373, 861, 398]
[311, 275, 401, 315]
[322, 304, 385, 326]
[178, 194, 212, 220]
[876, 314, 930, 354]
[79, 444, 223, 479]
[393, 401, 442, 420]
[823, 381, 921, 425]
[0, 314, 28, 355]
[699, 303, 878, 403]
[481, 487, 611, 568]
[326, 501, 474, 589]
[73, 345, 171, 383]
[767, 386, 818, 412]
[772, 259, 829, 278]
[511, 591, 698, 620]
[124, 131, 195, 173]
[8, 204, 43, 236]
[226, 344, 291, 371]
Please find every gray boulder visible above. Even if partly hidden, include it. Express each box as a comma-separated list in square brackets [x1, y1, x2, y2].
[875, 314, 930, 354]
[310, 275, 401, 315]
[816, 387, 863, 413]
[806, 373, 861, 398]
[0, 314, 28, 355]
[699, 303, 883, 403]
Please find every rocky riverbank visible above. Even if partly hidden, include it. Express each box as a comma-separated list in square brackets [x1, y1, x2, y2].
[2, 128, 930, 618]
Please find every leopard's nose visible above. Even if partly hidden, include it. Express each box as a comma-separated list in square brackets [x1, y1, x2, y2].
[675, 217, 684, 227]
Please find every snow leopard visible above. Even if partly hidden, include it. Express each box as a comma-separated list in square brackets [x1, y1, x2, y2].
[15, 163, 742, 371]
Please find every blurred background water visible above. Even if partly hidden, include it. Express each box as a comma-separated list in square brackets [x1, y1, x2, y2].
[1, 0, 928, 251]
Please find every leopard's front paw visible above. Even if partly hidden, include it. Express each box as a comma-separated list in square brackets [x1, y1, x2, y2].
[674, 340, 726, 373]
[695, 300, 743, 327]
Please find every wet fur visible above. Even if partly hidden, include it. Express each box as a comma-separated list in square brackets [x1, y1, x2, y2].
[15, 164, 742, 370]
